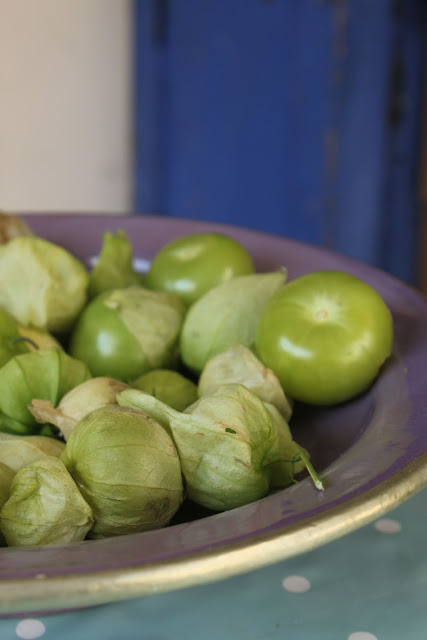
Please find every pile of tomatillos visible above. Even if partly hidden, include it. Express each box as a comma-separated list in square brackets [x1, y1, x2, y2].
[0, 213, 394, 547]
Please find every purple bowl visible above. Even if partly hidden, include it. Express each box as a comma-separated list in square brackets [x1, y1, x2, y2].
[1, 213, 427, 616]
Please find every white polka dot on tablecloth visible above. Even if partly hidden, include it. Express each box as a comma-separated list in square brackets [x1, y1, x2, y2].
[374, 517, 402, 534]
[15, 618, 46, 639]
[281, 575, 311, 593]
[348, 632, 378, 640]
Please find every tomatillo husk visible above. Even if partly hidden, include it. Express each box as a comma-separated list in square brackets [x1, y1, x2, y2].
[0, 433, 65, 472]
[69, 286, 186, 381]
[0, 347, 91, 435]
[0, 461, 15, 546]
[88, 229, 144, 299]
[0, 456, 94, 547]
[61, 405, 184, 538]
[0, 235, 88, 332]
[117, 383, 309, 512]
[179, 270, 287, 374]
[29, 377, 129, 441]
[198, 344, 293, 421]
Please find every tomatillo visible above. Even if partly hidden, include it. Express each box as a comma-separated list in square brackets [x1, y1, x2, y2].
[68, 286, 186, 382]
[145, 232, 254, 306]
[255, 270, 393, 406]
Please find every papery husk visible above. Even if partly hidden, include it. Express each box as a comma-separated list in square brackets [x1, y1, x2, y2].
[0, 348, 91, 435]
[61, 405, 184, 538]
[0, 235, 88, 332]
[29, 377, 129, 441]
[103, 287, 186, 371]
[88, 229, 144, 299]
[70, 286, 186, 380]
[0, 456, 93, 547]
[180, 270, 287, 374]
[117, 383, 307, 511]
[0, 432, 65, 472]
[0, 461, 15, 546]
[0, 461, 15, 508]
[198, 344, 293, 421]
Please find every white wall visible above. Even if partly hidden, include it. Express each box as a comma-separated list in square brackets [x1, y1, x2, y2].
[0, 0, 133, 214]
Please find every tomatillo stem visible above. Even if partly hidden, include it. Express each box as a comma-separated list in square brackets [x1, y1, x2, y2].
[297, 450, 324, 491]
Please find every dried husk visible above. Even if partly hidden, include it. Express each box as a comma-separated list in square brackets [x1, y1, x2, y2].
[29, 377, 129, 441]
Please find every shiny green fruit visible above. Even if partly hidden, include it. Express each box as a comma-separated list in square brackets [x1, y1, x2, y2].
[255, 270, 393, 405]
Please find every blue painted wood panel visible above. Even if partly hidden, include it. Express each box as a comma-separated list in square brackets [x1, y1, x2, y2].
[134, 0, 426, 284]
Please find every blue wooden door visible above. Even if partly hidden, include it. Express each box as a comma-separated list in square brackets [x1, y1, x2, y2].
[134, 0, 426, 284]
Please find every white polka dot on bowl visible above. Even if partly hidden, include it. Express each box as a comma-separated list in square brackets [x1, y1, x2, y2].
[15, 618, 46, 639]
[374, 518, 402, 534]
[281, 575, 311, 593]
[348, 632, 378, 640]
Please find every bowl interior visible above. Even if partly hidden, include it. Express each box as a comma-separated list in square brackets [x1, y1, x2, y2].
[0, 213, 425, 584]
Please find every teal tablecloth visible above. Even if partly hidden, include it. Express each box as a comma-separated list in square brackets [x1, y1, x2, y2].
[2, 488, 427, 640]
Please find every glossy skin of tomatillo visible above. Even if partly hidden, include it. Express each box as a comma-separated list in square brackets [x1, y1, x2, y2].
[255, 270, 394, 406]
[145, 232, 255, 306]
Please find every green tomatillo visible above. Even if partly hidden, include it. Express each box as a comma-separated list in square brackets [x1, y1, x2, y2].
[132, 369, 198, 412]
[69, 286, 186, 382]
[145, 232, 255, 306]
[255, 270, 394, 405]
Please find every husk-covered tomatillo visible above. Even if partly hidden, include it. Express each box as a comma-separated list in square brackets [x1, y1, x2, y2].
[0, 462, 15, 509]
[0, 461, 15, 546]
[29, 377, 129, 441]
[69, 286, 186, 382]
[198, 344, 293, 421]
[0, 433, 65, 472]
[0, 236, 88, 332]
[0, 456, 94, 547]
[61, 405, 184, 538]
[117, 384, 316, 512]
[0, 347, 92, 435]
[180, 270, 287, 374]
